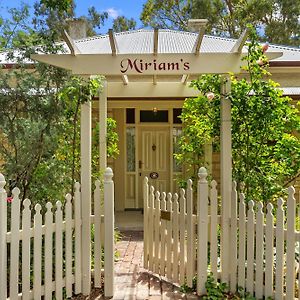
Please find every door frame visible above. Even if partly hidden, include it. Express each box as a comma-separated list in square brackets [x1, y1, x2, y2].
[108, 100, 184, 210]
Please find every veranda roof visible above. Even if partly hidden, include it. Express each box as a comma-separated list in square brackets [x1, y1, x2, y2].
[30, 29, 285, 84]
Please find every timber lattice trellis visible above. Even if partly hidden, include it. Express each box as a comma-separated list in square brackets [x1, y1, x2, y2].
[143, 166, 300, 299]
[0, 168, 115, 300]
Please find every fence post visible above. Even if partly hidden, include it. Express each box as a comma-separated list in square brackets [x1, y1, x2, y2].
[197, 167, 209, 296]
[0, 173, 7, 300]
[104, 167, 114, 298]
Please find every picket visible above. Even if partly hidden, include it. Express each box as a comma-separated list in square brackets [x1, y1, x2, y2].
[160, 192, 167, 276]
[65, 194, 73, 297]
[10, 187, 21, 300]
[74, 181, 82, 294]
[154, 191, 161, 274]
[22, 199, 31, 300]
[229, 182, 237, 292]
[55, 201, 63, 300]
[186, 179, 194, 287]
[275, 198, 285, 299]
[210, 180, 218, 279]
[238, 193, 246, 289]
[166, 192, 173, 279]
[265, 203, 274, 298]
[246, 200, 255, 294]
[33, 204, 43, 300]
[94, 180, 102, 288]
[44, 202, 53, 300]
[255, 202, 264, 299]
[148, 186, 155, 272]
[179, 188, 186, 285]
[172, 193, 179, 283]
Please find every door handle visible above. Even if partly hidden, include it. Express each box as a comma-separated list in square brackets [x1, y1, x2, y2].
[139, 160, 143, 169]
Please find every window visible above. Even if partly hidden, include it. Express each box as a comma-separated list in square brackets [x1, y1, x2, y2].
[140, 110, 168, 122]
[126, 108, 135, 124]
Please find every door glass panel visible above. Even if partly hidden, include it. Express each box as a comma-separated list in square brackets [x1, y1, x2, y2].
[126, 127, 135, 172]
[173, 108, 182, 124]
[126, 108, 135, 124]
[173, 127, 182, 172]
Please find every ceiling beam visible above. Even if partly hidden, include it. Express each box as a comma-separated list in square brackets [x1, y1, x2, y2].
[193, 26, 206, 55]
[188, 19, 208, 55]
[153, 29, 159, 84]
[231, 28, 249, 53]
[62, 30, 81, 56]
[108, 29, 118, 56]
[153, 28, 159, 55]
[108, 29, 129, 85]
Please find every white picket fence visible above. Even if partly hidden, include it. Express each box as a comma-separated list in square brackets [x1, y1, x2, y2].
[144, 167, 300, 299]
[0, 168, 115, 300]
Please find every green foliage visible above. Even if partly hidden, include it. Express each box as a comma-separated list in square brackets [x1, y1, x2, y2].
[40, 0, 73, 12]
[141, 0, 192, 30]
[180, 274, 273, 299]
[141, 0, 300, 46]
[0, 5, 119, 205]
[113, 16, 137, 33]
[176, 26, 300, 202]
[203, 274, 229, 299]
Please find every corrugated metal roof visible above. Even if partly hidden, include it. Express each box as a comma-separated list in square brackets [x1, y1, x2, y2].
[70, 29, 300, 61]
[0, 29, 299, 63]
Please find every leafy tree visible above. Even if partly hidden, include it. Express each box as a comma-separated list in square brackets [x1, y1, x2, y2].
[141, 0, 191, 30]
[141, 0, 300, 46]
[0, 4, 118, 204]
[175, 26, 300, 202]
[113, 16, 137, 32]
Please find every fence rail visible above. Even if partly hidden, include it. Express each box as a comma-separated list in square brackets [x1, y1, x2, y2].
[0, 167, 115, 300]
[144, 167, 300, 299]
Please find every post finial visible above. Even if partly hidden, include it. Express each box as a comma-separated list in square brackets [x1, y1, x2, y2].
[104, 167, 114, 181]
[198, 167, 208, 182]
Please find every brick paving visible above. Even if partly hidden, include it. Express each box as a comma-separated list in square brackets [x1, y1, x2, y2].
[113, 230, 195, 300]
[73, 230, 198, 299]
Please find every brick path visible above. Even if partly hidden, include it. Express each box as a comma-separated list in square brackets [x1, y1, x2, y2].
[113, 231, 195, 300]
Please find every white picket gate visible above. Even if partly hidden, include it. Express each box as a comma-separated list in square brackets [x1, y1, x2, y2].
[0, 167, 115, 300]
[144, 167, 300, 299]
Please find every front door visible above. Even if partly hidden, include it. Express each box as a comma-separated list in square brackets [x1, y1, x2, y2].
[138, 127, 170, 208]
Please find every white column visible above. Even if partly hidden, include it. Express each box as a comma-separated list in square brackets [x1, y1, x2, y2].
[104, 167, 115, 297]
[80, 101, 92, 295]
[220, 75, 232, 283]
[99, 81, 107, 174]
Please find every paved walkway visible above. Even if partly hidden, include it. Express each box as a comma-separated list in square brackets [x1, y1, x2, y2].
[113, 231, 195, 300]
[73, 230, 197, 299]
